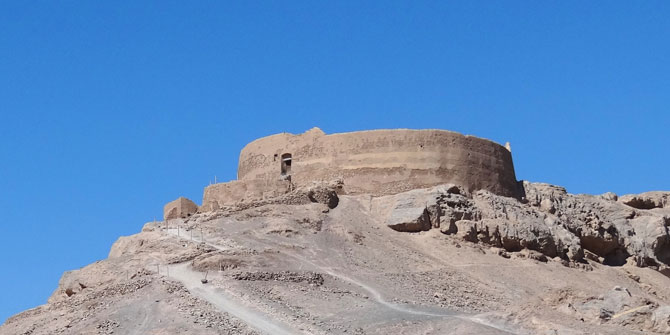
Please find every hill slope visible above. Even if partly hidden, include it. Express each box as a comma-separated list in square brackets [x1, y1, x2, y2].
[2, 183, 670, 334]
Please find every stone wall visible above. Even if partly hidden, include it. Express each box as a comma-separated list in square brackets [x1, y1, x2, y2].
[201, 179, 292, 211]
[163, 197, 199, 220]
[236, 127, 519, 197]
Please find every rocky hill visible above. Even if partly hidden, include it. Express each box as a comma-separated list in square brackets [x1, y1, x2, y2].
[2, 182, 670, 335]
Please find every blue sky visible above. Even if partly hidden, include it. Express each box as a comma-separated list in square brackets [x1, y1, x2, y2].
[1, 1, 668, 323]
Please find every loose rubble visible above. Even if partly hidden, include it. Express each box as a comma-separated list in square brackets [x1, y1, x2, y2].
[232, 271, 325, 286]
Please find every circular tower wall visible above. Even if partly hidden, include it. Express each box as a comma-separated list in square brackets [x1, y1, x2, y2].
[237, 128, 519, 197]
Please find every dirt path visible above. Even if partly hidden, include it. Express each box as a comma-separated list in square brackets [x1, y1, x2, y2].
[299, 240, 520, 334]
[126, 296, 159, 335]
[162, 227, 302, 335]
[168, 262, 298, 335]
[164, 226, 520, 334]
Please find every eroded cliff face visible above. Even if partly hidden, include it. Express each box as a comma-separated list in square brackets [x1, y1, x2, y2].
[3, 181, 670, 335]
[375, 182, 670, 274]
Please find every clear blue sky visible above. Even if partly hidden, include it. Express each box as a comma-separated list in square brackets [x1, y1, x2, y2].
[1, 1, 668, 323]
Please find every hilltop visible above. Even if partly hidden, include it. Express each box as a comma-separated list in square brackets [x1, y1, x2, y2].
[2, 128, 670, 335]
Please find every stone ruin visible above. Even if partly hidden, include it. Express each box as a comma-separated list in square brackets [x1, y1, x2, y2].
[162, 127, 670, 274]
[164, 127, 519, 218]
[163, 197, 198, 220]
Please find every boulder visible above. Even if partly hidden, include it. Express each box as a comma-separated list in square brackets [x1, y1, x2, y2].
[374, 185, 462, 232]
[307, 186, 340, 209]
[599, 192, 618, 202]
[385, 205, 431, 232]
[619, 191, 670, 210]
[163, 197, 198, 220]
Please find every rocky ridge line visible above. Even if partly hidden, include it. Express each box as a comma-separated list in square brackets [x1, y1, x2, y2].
[378, 181, 670, 273]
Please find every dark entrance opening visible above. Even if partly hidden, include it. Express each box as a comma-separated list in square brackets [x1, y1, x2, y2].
[281, 153, 292, 176]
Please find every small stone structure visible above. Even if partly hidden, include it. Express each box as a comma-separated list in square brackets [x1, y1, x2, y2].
[163, 197, 198, 220]
[198, 127, 519, 211]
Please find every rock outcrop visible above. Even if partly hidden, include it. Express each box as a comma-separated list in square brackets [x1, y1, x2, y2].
[619, 191, 670, 210]
[378, 182, 670, 272]
[373, 188, 436, 232]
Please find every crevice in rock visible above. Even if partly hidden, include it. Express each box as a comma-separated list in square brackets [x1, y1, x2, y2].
[602, 248, 630, 266]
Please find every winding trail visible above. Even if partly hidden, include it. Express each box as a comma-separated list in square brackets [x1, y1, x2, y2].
[164, 226, 520, 334]
[284, 244, 519, 334]
[163, 227, 301, 335]
[168, 263, 297, 335]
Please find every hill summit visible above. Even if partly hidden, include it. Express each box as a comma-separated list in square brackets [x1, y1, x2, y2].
[3, 128, 670, 335]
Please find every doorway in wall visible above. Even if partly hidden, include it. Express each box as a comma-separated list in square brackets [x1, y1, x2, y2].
[281, 153, 292, 176]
